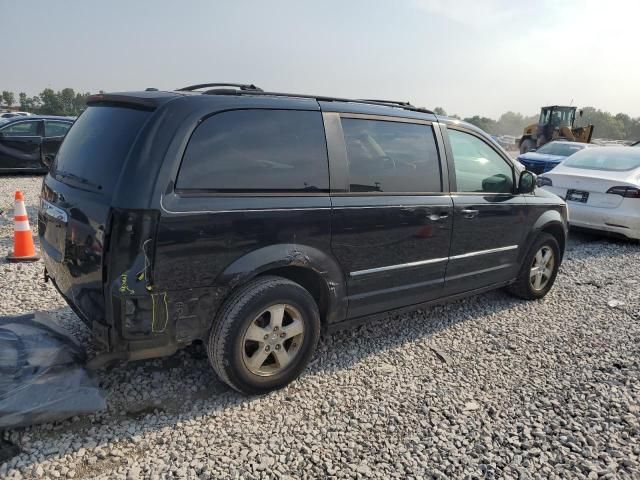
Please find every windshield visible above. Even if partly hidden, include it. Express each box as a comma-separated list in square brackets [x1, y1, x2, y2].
[536, 142, 586, 157]
[563, 148, 640, 171]
[52, 105, 151, 195]
[541, 108, 575, 127]
[554, 108, 574, 126]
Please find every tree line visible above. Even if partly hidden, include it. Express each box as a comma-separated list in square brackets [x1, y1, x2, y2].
[2, 88, 639, 140]
[1, 88, 93, 117]
[435, 107, 640, 141]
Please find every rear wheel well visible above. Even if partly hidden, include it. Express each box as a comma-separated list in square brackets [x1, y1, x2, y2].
[541, 223, 566, 255]
[258, 267, 329, 326]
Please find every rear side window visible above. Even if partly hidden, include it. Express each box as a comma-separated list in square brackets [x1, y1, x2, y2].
[0, 120, 40, 136]
[52, 106, 151, 195]
[341, 118, 441, 193]
[45, 120, 72, 137]
[177, 110, 329, 192]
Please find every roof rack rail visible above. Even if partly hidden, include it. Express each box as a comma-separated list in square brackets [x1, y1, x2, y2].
[179, 86, 434, 115]
[202, 88, 433, 114]
[177, 83, 263, 92]
[356, 99, 412, 107]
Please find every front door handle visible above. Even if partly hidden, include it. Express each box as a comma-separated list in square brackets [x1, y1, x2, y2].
[461, 208, 479, 219]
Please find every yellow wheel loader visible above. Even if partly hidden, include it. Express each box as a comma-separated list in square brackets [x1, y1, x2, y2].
[518, 106, 594, 154]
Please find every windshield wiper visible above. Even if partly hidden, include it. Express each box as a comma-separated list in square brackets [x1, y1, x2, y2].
[55, 170, 103, 192]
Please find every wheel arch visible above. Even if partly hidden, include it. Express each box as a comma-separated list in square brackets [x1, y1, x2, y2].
[540, 222, 566, 256]
[520, 211, 567, 264]
[257, 266, 330, 329]
[216, 244, 348, 327]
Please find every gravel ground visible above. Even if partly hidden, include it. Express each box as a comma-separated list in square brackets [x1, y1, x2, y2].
[0, 175, 639, 480]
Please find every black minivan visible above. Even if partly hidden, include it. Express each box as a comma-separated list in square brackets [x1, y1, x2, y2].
[39, 84, 568, 394]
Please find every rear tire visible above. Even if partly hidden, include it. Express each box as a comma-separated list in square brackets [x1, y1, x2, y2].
[208, 276, 320, 395]
[520, 138, 536, 154]
[507, 233, 560, 300]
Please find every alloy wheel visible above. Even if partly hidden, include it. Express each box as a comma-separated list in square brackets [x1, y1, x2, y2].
[241, 304, 305, 376]
[530, 246, 555, 291]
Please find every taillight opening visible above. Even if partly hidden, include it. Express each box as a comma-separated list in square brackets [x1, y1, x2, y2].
[606, 186, 640, 198]
[537, 176, 552, 187]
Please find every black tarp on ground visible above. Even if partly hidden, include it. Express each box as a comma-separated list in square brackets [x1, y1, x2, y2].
[0, 313, 106, 429]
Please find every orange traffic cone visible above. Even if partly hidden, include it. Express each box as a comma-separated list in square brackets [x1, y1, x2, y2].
[7, 191, 40, 262]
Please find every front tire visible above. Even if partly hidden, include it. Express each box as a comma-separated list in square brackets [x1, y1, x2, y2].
[507, 233, 560, 300]
[208, 276, 320, 395]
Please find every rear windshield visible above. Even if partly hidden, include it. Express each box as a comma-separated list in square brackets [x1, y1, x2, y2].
[563, 148, 640, 171]
[52, 105, 151, 194]
[537, 142, 585, 157]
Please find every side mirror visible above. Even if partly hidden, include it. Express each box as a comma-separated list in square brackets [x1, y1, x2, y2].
[518, 171, 536, 194]
[482, 173, 510, 193]
[41, 154, 53, 168]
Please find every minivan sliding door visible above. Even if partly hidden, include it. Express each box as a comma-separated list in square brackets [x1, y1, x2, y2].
[324, 112, 453, 319]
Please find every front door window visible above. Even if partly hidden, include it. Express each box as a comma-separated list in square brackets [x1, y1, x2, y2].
[448, 129, 514, 193]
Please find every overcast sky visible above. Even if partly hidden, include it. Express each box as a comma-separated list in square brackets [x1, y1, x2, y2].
[3, 0, 639, 118]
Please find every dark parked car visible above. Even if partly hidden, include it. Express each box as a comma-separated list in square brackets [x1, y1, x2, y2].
[39, 84, 568, 394]
[0, 116, 74, 173]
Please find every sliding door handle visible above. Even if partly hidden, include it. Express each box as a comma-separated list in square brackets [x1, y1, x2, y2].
[428, 212, 449, 221]
[461, 208, 479, 219]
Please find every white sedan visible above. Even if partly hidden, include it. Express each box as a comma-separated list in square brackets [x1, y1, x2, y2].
[538, 146, 640, 240]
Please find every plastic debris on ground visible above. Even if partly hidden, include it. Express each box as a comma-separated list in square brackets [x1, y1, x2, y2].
[0, 313, 106, 430]
[0, 438, 20, 463]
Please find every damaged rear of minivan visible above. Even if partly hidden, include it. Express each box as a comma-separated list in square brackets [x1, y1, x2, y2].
[39, 93, 174, 365]
[39, 89, 340, 394]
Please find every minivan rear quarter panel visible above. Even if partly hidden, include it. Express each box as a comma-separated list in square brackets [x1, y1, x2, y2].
[155, 197, 335, 342]
[152, 99, 345, 343]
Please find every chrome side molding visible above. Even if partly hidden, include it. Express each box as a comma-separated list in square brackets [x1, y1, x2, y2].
[350, 245, 518, 277]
